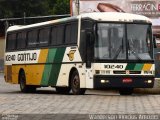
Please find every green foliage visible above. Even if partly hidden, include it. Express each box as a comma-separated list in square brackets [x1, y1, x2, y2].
[0, 0, 70, 18]
[52, 0, 70, 15]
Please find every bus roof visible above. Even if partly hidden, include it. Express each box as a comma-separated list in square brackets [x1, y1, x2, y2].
[80, 12, 152, 23]
[7, 16, 77, 32]
[7, 12, 151, 32]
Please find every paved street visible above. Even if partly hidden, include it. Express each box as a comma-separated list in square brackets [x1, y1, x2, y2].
[0, 73, 160, 119]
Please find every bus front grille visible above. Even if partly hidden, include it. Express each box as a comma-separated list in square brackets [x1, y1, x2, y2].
[113, 71, 141, 74]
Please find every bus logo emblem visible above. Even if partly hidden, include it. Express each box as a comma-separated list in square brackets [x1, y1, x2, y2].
[67, 50, 76, 61]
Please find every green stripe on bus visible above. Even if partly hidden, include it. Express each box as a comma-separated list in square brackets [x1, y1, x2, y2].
[41, 49, 57, 86]
[125, 63, 136, 70]
[134, 64, 144, 71]
[48, 47, 66, 86]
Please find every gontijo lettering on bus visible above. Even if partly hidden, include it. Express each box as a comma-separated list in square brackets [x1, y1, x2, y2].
[5, 50, 40, 65]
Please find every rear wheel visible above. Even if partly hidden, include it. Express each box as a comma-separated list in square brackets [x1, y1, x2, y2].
[56, 87, 70, 94]
[19, 71, 36, 93]
[71, 70, 86, 95]
[119, 88, 133, 95]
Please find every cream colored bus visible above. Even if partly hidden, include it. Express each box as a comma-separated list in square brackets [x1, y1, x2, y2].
[4, 12, 155, 95]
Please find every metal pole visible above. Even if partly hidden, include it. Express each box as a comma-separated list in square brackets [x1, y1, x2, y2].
[76, 0, 80, 15]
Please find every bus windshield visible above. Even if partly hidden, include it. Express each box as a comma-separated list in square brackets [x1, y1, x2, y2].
[95, 23, 152, 60]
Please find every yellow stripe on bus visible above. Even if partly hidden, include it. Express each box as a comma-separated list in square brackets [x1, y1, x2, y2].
[25, 65, 45, 85]
[38, 49, 49, 63]
[27, 49, 49, 85]
[142, 64, 152, 71]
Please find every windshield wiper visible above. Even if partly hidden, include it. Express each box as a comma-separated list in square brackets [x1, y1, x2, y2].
[113, 38, 124, 59]
[113, 45, 122, 59]
[128, 39, 142, 60]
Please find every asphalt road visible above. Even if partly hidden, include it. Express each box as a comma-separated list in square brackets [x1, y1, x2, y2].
[0, 73, 160, 120]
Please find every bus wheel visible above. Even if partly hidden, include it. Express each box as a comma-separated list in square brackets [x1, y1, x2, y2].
[56, 87, 70, 94]
[19, 71, 36, 93]
[119, 88, 133, 95]
[71, 70, 86, 95]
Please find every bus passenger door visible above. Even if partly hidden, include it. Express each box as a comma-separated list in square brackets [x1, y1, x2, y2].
[85, 32, 94, 88]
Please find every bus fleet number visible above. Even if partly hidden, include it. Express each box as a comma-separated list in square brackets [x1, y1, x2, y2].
[104, 65, 124, 69]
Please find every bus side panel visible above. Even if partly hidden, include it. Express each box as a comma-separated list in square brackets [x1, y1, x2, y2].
[79, 64, 86, 88]
[56, 64, 72, 87]
[10, 64, 45, 85]
[12, 49, 48, 85]
[56, 63, 86, 88]
[12, 65, 19, 84]
[5, 65, 19, 84]
[56, 47, 86, 88]
[40, 48, 66, 86]
[4, 65, 12, 83]
[26, 65, 46, 85]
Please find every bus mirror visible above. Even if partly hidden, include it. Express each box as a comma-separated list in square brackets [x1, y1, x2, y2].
[153, 36, 157, 48]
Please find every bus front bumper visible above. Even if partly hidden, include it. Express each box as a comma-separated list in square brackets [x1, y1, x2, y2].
[93, 75, 154, 89]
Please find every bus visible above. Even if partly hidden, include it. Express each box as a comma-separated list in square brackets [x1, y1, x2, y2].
[4, 12, 155, 95]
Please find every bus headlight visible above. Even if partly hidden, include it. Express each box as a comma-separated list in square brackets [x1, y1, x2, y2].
[101, 80, 109, 83]
[145, 80, 152, 84]
[147, 80, 152, 84]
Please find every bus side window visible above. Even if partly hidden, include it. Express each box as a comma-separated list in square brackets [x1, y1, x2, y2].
[7, 33, 17, 51]
[65, 22, 78, 44]
[65, 24, 71, 44]
[39, 28, 50, 47]
[17, 32, 26, 49]
[27, 30, 38, 48]
[57, 25, 65, 45]
[51, 26, 57, 46]
[71, 22, 78, 44]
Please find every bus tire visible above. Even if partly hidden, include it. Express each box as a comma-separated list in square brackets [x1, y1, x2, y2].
[119, 88, 133, 95]
[56, 87, 70, 94]
[71, 70, 86, 95]
[19, 71, 36, 93]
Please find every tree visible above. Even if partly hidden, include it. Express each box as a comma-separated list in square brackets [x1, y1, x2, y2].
[48, 0, 70, 15]
[0, 0, 70, 19]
